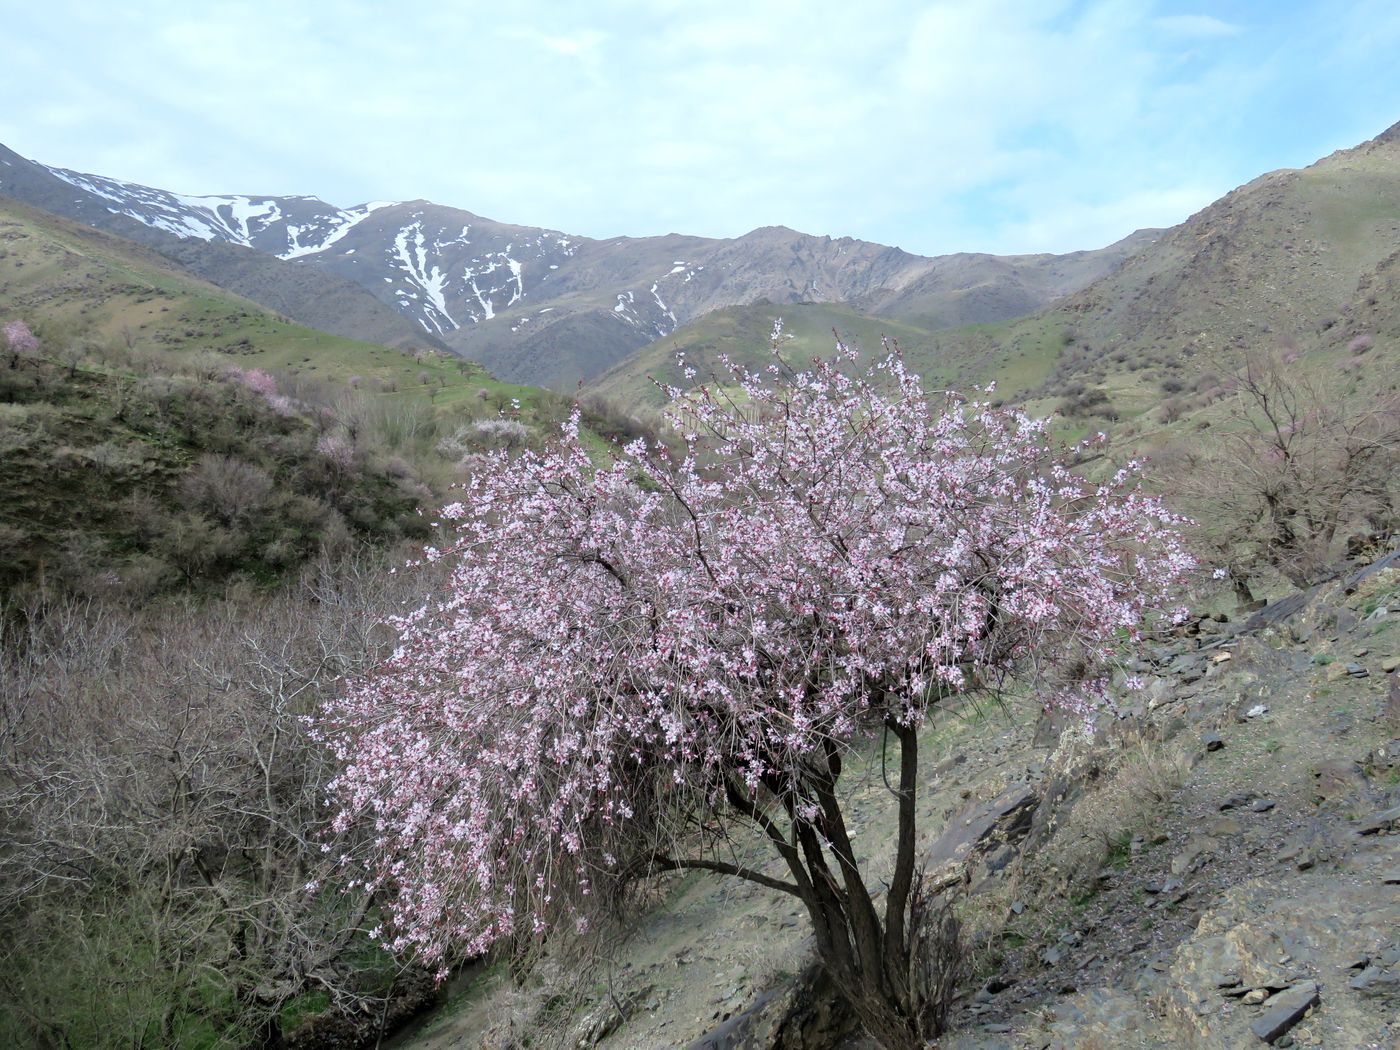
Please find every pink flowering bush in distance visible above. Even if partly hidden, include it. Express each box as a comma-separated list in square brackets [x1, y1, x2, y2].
[225, 365, 279, 396]
[5, 319, 39, 366]
[323, 340, 1193, 1047]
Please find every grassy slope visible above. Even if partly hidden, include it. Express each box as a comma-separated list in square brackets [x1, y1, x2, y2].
[1, 198, 476, 388]
[0, 198, 609, 597]
[587, 301, 962, 407]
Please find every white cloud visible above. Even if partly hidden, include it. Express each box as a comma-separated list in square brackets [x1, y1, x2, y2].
[1153, 14, 1244, 38]
[4, 0, 1400, 255]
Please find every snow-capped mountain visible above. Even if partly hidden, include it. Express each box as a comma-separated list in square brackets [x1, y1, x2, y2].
[0, 145, 444, 352]
[42, 164, 393, 255]
[2, 144, 1157, 388]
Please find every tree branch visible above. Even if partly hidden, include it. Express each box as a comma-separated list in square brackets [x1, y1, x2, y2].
[643, 855, 804, 898]
[883, 718, 919, 979]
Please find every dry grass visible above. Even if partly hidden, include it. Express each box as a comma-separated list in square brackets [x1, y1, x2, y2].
[1024, 727, 1194, 893]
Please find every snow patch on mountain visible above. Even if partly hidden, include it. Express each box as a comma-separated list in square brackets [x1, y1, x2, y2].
[281, 201, 395, 259]
[649, 282, 678, 335]
[458, 248, 529, 324]
[392, 219, 456, 333]
[222, 197, 283, 242]
[42, 164, 399, 261]
[507, 258, 524, 305]
[45, 166, 233, 240]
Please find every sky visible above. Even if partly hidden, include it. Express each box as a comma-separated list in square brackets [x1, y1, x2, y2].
[5, 1, 1400, 257]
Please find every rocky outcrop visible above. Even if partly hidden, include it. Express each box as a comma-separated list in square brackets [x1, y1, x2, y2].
[685, 965, 857, 1050]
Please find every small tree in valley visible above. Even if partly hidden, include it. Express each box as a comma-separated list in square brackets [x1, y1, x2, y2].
[324, 344, 1192, 1047]
[4, 320, 39, 369]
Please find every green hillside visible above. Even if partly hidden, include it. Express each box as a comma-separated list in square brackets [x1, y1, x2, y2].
[587, 300, 961, 407]
[0, 198, 618, 599]
[1, 197, 472, 387]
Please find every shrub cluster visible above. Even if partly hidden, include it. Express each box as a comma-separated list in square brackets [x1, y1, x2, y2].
[0, 338, 428, 600]
[1055, 384, 1116, 420]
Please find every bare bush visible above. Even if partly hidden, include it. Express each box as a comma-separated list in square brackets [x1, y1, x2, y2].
[1157, 397, 1185, 424]
[0, 557, 428, 1047]
[1014, 726, 1192, 897]
[578, 392, 674, 451]
[1055, 386, 1116, 420]
[1173, 348, 1400, 596]
[180, 453, 275, 525]
[436, 418, 534, 460]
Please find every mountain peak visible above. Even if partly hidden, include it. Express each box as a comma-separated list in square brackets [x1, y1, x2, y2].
[1372, 118, 1400, 146]
[0, 141, 1165, 389]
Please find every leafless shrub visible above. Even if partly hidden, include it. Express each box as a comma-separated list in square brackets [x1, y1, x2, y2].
[1171, 348, 1400, 596]
[0, 556, 430, 1046]
[578, 393, 670, 448]
[1027, 730, 1192, 892]
[180, 454, 275, 525]
[1157, 398, 1185, 424]
[436, 419, 534, 460]
[1056, 386, 1115, 420]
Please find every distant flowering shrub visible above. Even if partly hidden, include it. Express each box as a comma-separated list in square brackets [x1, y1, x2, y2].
[264, 393, 299, 417]
[316, 433, 355, 468]
[225, 366, 279, 396]
[1348, 334, 1374, 355]
[470, 418, 531, 448]
[323, 337, 1193, 1045]
[4, 320, 39, 365]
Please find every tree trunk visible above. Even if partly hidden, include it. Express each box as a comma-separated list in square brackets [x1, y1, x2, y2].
[787, 726, 962, 1049]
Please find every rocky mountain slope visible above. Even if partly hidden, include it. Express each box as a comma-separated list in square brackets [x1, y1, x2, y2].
[901, 119, 1400, 414]
[0, 144, 445, 354]
[0, 143, 1155, 389]
[1050, 120, 1400, 368]
[396, 556, 1400, 1050]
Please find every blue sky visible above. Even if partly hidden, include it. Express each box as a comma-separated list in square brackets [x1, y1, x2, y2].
[5, 1, 1400, 255]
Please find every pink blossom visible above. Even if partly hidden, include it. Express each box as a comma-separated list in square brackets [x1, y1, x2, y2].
[322, 346, 1193, 967]
[226, 365, 279, 396]
[4, 320, 38, 357]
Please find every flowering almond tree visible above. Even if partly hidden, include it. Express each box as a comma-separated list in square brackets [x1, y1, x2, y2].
[4, 319, 39, 367]
[324, 345, 1192, 1047]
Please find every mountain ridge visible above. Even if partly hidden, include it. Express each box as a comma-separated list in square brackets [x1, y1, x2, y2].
[0, 144, 447, 354]
[0, 142, 1159, 388]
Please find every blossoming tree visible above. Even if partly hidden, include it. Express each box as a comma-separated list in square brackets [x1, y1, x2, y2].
[324, 344, 1192, 1047]
[4, 319, 39, 368]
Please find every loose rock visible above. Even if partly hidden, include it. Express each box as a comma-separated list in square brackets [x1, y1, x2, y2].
[1348, 965, 1400, 999]
[1249, 981, 1319, 1044]
[1356, 805, 1400, 836]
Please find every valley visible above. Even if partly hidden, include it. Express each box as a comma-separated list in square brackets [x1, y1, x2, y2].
[2, 113, 1399, 1050]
